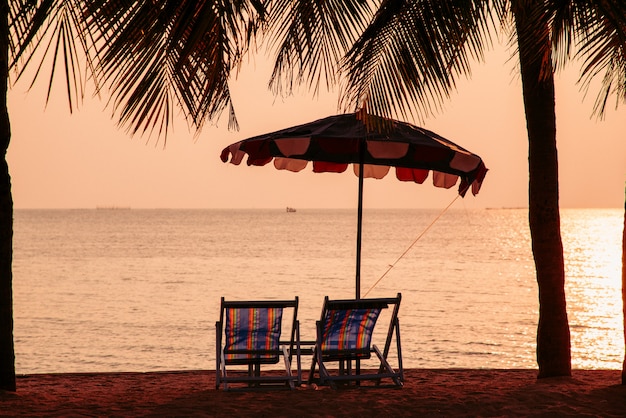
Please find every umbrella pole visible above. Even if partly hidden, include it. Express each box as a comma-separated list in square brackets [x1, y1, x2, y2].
[356, 165, 364, 299]
[355, 155, 365, 300]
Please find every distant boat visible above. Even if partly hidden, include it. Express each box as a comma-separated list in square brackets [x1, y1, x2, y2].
[286, 207, 296, 213]
[96, 205, 131, 210]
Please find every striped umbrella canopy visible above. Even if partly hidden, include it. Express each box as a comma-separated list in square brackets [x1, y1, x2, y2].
[220, 113, 488, 298]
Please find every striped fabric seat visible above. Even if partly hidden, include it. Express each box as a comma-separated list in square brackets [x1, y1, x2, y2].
[308, 294, 403, 388]
[216, 297, 301, 390]
[224, 307, 283, 364]
[320, 307, 382, 360]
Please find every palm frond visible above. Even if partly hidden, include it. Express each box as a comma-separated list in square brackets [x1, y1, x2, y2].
[87, 0, 266, 141]
[547, 0, 576, 71]
[574, 0, 626, 117]
[9, 0, 95, 112]
[341, 0, 494, 122]
[266, 0, 373, 97]
[509, 1, 556, 84]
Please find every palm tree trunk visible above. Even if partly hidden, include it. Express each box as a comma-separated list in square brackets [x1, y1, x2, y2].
[0, 0, 15, 392]
[622, 185, 626, 385]
[513, 3, 571, 378]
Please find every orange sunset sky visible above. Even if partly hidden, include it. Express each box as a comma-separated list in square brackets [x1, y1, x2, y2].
[5, 45, 626, 210]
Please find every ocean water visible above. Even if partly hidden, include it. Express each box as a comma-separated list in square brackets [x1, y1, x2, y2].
[12, 208, 624, 374]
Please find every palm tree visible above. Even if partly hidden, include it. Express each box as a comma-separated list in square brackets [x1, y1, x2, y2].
[264, 0, 626, 377]
[0, 0, 268, 391]
[0, 0, 12, 392]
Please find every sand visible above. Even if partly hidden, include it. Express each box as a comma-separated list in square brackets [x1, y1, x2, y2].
[2, 369, 625, 417]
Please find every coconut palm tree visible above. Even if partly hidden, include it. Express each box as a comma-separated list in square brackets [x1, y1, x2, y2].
[0, 0, 11, 391]
[0, 0, 268, 392]
[264, 0, 626, 378]
[0, 0, 16, 392]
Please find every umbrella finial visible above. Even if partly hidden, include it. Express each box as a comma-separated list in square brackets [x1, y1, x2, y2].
[355, 106, 395, 134]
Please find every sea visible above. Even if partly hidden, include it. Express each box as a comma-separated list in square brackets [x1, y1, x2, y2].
[12, 208, 625, 374]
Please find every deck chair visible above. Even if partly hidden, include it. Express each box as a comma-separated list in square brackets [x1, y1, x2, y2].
[215, 297, 301, 390]
[308, 293, 403, 388]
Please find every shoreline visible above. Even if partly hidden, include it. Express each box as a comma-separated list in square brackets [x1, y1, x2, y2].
[2, 369, 626, 416]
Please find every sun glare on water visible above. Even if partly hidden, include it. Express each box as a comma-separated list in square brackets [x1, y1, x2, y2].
[562, 209, 624, 369]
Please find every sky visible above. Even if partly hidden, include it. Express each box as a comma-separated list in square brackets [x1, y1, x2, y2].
[6, 44, 626, 210]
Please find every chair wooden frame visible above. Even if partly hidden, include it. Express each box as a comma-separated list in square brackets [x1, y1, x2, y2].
[308, 293, 403, 388]
[215, 297, 302, 390]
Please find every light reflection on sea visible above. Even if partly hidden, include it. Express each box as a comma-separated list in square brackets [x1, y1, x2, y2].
[562, 210, 624, 369]
[11, 208, 624, 374]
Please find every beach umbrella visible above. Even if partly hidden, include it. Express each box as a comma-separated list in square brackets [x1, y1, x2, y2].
[220, 112, 488, 299]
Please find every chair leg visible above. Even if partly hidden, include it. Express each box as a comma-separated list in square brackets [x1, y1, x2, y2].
[396, 319, 404, 382]
[308, 347, 318, 384]
[316, 353, 336, 389]
[215, 323, 221, 390]
[247, 364, 255, 388]
[215, 360, 220, 390]
[295, 322, 302, 386]
[282, 346, 295, 389]
[373, 345, 403, 387]
[220, 350, 228, 391]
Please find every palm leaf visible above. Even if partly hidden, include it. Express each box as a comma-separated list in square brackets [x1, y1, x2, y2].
[87, 0, 266, 140]
[9, 0, 96, 113]
[341, 0, 494, 123]
[266, 0, 373, 97]
[574, 0, 626, 117]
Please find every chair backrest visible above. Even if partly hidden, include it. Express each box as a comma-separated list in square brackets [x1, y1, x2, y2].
[220, 298, 298, 364]
[318, 297, 398, 359]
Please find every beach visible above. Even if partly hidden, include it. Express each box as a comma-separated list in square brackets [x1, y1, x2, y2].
[2, 369, 625, 417]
